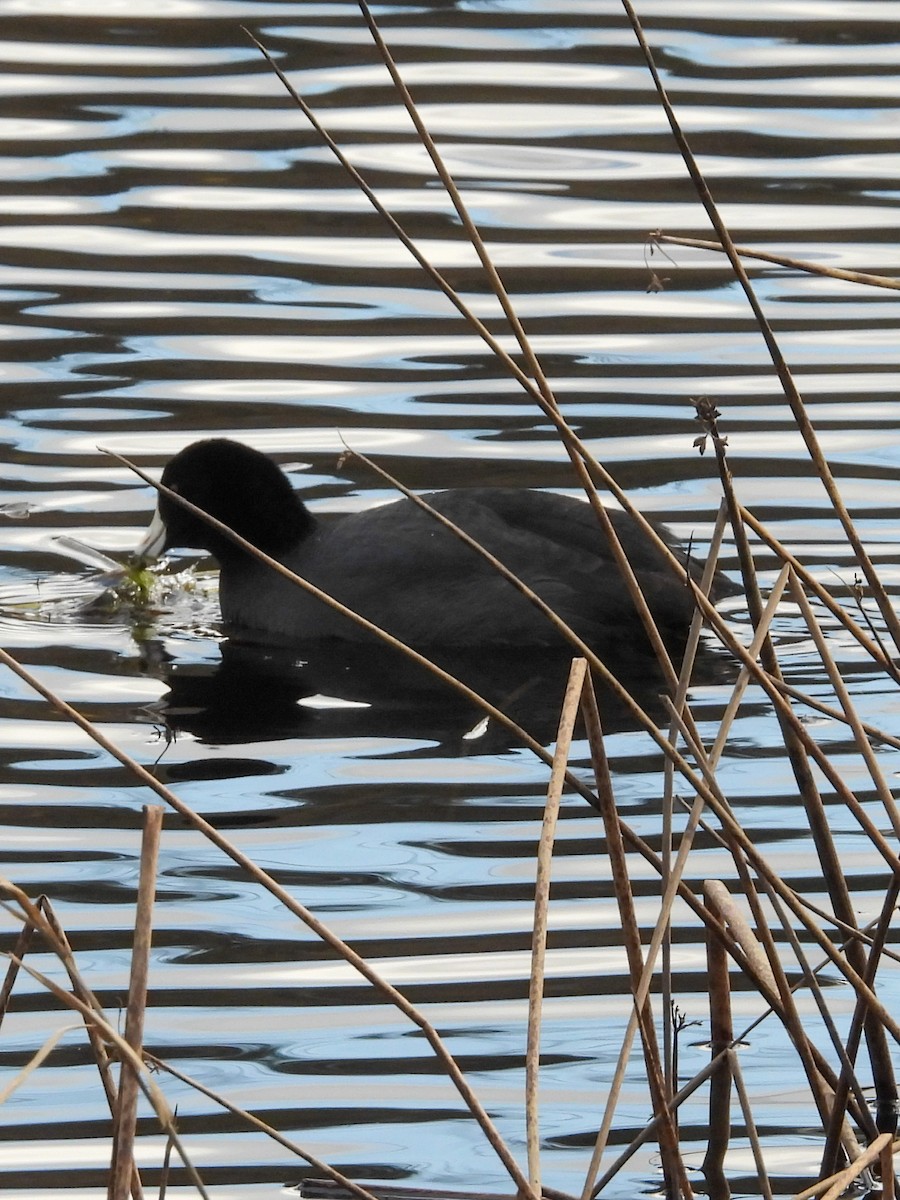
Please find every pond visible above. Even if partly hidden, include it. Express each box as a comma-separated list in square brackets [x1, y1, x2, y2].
[1, 1, 900, 1197]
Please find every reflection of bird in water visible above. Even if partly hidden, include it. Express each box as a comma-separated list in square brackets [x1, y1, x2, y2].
[142, 636, 735, 753]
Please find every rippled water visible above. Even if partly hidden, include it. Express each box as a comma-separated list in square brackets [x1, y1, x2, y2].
[2, 2, 900, 1197]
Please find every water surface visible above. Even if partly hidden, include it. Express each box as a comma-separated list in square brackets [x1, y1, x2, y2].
[1, 2, 900, 1197]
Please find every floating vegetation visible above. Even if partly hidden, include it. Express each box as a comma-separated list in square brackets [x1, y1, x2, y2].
[79, 564, 213, 627]
[90, 560, 161, 610]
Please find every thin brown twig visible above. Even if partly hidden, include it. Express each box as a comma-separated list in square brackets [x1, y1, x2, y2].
[729, 1050, 776, 1200]
[650, 231, 900, 291]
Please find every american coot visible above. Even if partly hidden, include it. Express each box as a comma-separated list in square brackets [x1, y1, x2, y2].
[136, 438, 724, 651]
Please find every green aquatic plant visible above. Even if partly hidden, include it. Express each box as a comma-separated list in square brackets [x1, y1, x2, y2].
[115, 560, 159, 607]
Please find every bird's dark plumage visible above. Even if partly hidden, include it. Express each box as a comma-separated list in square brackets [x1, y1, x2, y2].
[137, 438, 727, 651]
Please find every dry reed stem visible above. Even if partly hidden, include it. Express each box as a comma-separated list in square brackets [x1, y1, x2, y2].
[776, 886, 878, 1122]
[160, 1126, 175, 1200]
[0, 911, 37, 1021]
[145, 1054, 386, 1200]
[664, 498, 728, 741]
[771, 680, 900, 754]
[0, 649, 539, 1200]
[527, 657, 588, 1193]
[622, 0, 900, 654]
[0, 895, 117, 1101]
[159, 1123, 175, 1200]
[581, 674, 692, 1200]
[707, 858, 841, 1139]
[816, 1132, 892, 1200]
[578, 750, 707, 1199]
[0, 1023, 82, 1105]
[579, 680, 716, 1198]
[704, 882, 777, 997]
[884, 1143, 897, 1200]
[702, 886, 733, 1194]
[726, 850, 850, 1144]
[0, 888, 107, 1028]
[38, 898, 117, 1082]
[728, 1050, 775, 1200]
[109, 804, 163, 1200]
[650, 233, 900, 292]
